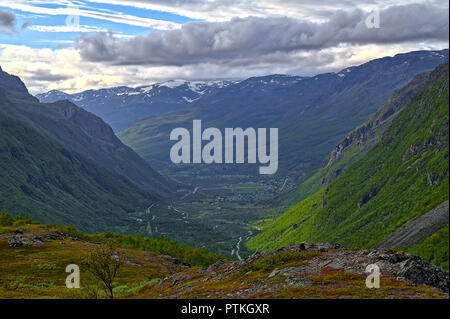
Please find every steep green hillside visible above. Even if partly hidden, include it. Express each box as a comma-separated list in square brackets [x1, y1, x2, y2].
[248, 63, 449, 269]
[406, 225, 449, 271]
[282, 67, 434, 207]
[0, 68, 172, 233]
[0, 105, 150, 232]
[0, 68, 172, 199]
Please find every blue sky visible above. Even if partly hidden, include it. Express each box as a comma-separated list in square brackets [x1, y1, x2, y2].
[0, 0, 197, 49]
[0, 0, 448, 94]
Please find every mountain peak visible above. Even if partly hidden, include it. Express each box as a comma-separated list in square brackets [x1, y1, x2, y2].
[0, 67, 36, 102]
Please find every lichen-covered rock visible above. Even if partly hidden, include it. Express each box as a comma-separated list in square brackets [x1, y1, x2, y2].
[397, 258, 449, 293]
[8, 235, 24, 247]
[137, 242, 449, 299]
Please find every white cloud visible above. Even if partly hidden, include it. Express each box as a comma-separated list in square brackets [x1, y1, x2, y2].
[76, 4, 449, 67]
[85, 0, 449, 21]
[0, 1, 448, 94]
[28, 24, 107, 33]
[0, 0, 181, 30]
[1, 41, 447, 95]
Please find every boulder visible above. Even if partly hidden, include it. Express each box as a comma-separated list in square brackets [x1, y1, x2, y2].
[397, 258, 449, 293]
[8, 235, 24, 247]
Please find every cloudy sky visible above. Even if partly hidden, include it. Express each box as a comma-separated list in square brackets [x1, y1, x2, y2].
[0, 0, 448, 94]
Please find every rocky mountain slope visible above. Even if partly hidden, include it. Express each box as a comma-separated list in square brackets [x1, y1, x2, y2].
[118, 49, 448, 176]
[248, 63, 449, 270]
[36, 80, 236, 132]
[377, 201, 449, 250]
[0, 217, 447, 299]
[282, 60, 438, 207]
[0, 67, 173, 232]
[138, 243, 448, 299]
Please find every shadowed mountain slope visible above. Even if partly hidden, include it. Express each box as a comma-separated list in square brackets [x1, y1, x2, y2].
[0, 68, 173, 232]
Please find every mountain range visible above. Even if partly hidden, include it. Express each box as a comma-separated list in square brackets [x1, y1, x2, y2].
[116, 49, 449, 178]
[36, 80, 237, 132]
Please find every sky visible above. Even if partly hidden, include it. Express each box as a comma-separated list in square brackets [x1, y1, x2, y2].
[0, 0, 448, 94]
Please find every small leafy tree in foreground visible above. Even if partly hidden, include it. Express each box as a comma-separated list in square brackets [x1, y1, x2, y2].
[83, 244, 124, 299]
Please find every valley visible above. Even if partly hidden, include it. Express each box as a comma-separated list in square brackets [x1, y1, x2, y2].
[27, 50, 450, 265]
[0, 0, 449, 301]
[0, 51, 448, 299]
[124, 174, 296, 258]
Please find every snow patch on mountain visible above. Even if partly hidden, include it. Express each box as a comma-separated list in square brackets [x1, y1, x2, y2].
[140, 85, 155, 93]
[159, 80, 187, 89]
[182, 96, 199, 103]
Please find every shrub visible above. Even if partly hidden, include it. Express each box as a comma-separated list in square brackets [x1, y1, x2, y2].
[0, 212, 14, 226]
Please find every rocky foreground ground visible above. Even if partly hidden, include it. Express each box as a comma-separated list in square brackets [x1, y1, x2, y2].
[137, 243, 449, 299]
[0, 226, 448, 299]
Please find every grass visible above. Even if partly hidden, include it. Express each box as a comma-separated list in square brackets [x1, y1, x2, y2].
[0, 226, 186, 299]
[241, 251, 320, 273]
[135, 251, 447, 299]
[0, 213, 225, 268]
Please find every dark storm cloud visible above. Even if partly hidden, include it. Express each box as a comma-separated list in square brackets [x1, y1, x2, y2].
[76, 3, 448, 67]
[28, 69, 72, 82]
[21, 21, 32, 30]
[0, 9, 16, 34]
